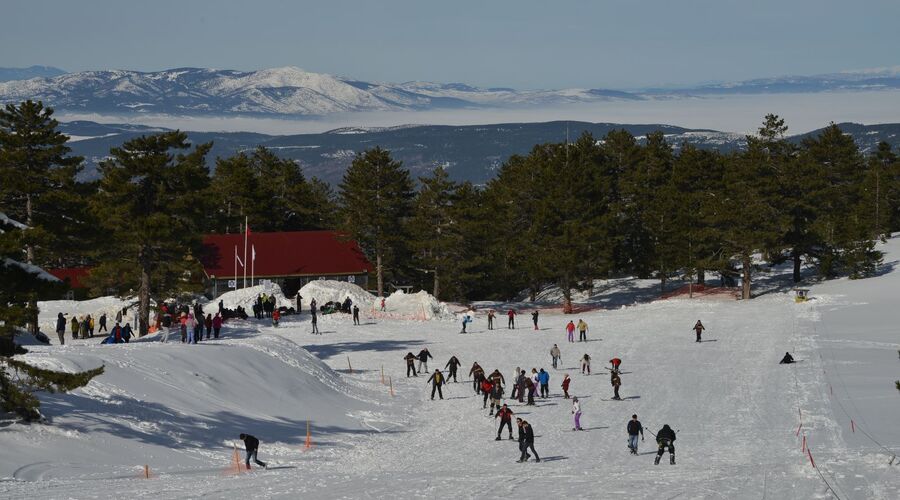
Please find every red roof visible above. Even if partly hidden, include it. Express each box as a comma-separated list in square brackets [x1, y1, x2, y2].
[47, 267, 91, 289]
[200, 231, 371, 279]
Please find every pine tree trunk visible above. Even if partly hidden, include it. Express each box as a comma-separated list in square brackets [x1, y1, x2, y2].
[741, 255, 752, 300]
[25, 193, 34, 264]
[376, 252, 384, 297]
[792, 251, 801, 283]
[433, 268, 440, 300]
[698, 269, 705, 285]
[138, 247, 151, 337]
[660, 272, 666, 295]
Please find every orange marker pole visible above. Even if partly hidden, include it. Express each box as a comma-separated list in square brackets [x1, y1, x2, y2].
[801, 435, 807, 453]
[389, 376, 394, 397]
[305, 420, 312, 449]
[381, 365, 385, 385]
[144, 464, 150, 479]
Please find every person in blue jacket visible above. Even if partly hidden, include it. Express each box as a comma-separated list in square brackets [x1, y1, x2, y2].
[537, 368, 550, 398]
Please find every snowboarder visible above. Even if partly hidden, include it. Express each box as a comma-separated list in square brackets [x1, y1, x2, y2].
[239, 433, 267, 470]
[779, 352, 795, 364]
[628, 414, 644, 455]
[470, 362, 485, 393]
[561, 374, 571, 399]
[572, 397, 583, 431]
[609, 357, 622, 373]
[577, 319, 588, 342]
[98, 313, 108, 333]
[404, 352, 418, 377]
[55, 313, 66, 345]
[487, 310, 495, 330]
[495, 404, 514, 440]
[489, 380, 504, 415]
[352, 305, 360, 325]
[507, 309, 516, 329]
[654, 425, 676, 465]
[517, 419, 540, 462]
[611, 370, 622, 400]
[445, 356, 461, 382]
[538, 368, 550, 398]
[566, 320, 575, 343]
[550, 344, 561, 369]
[212, 312, 222, 339]
[581, 353, 592, 375]
[531, 310, 539, 330]
[427, 368, 445, 400]
[417, 348, 433, 373]
[693, 320, 705, 342]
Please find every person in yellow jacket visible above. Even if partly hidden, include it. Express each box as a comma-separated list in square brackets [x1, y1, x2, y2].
[426, 369, 445, 400]
[577, 319, 588, 342]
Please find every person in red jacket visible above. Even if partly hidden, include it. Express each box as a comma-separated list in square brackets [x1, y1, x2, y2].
[480, 379, 493, 409]
[212, 313, 223, 339]
[507, 309, 516, 329]
[272, 309, 281, 327]
[609, 357, 622, 373]
[495, 404, 514, 440]
[561, 373, 571, 399]
[204, 314, 213, 339]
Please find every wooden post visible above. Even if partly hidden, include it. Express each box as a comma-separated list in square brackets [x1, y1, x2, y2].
[389, 376, 394, 397]
[381, 365, 385, 385]
[347, 356, 352, 374]
[144, 464, 150, 479]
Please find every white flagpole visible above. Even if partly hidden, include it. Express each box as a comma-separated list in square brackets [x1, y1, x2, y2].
[234, 245, 238, 289]
[251, 244, 255, 287]
[243, 216, 248, 288]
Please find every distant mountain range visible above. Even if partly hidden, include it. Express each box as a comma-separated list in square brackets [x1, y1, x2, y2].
[59, 120, 899, 185]
[0, 65, 66, 82]
[2, 65, 900, 117]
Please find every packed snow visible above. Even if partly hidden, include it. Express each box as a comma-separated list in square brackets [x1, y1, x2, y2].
[296, 280, 373, 312]
[4, 238, 900, 498]
[202, 283, 289, 315]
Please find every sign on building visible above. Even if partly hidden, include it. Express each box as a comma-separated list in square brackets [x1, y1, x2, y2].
[227, 279, 237, 289]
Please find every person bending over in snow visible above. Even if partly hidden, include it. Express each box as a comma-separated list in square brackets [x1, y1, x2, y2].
[404, 352, 418, 377]
[417, 348, 433, 373]
[481, 378, 494, 409]
[445, 356, 461, 382]
[572, 397, 583, 431]
[239, 433, 267, 470]
[488, 369, 506, 389]
[427, 368, 445, 400]
[654, 425, 676, 465]
[693, 320, 705, 342]
[495, 404, 514, 440]
[779, 352, 795, 364]
[581, 353, 592, 375]
[517, 419, 540, 463]
[609, 357, 622, 373]
[628, 414, 644, 454]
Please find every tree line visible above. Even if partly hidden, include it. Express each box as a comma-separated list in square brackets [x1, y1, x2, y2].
[2, 101, 898, 340]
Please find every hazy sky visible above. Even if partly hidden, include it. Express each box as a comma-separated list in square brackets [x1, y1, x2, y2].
[4, 0, 899, 89]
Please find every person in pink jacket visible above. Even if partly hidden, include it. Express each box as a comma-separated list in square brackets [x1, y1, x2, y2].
[566, 320, 576, 343]
[212, 313, 223, 339]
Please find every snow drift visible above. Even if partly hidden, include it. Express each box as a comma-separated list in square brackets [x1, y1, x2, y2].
[202, 283, 289, 315]
[296, 280, 374, 311]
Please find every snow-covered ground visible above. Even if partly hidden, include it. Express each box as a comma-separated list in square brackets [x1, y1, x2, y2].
[3, 239, 900, 498]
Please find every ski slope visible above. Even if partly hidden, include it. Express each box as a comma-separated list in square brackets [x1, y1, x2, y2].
[3, 242, 900, 499]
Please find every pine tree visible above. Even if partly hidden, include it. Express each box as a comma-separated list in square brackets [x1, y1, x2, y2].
[408, 166, 460, 299]
[338, 147, 414, 297]
[88, 132, 212, 336]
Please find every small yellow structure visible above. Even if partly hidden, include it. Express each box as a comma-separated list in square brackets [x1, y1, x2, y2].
[794, 288, 810, 303]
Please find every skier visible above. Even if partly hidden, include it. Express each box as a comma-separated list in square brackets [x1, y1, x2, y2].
[460, 313, 472, 333]
[272, 309, 280, 327]
[470, 362, 485, 393]
[561, 373, 571, 399]
[98, 313, 108, 333]
[611, 370, 622, 400]
[577, 319, 588, 342]
[507, 309, 516, 329]
[609, 357, 622, 373]
[417, 348, 433, 373]
[627, 414, 644, 455]
[538, 368, 550, 398]
[404, 352, 418, 377]
[445, 356, 461, 382]
[693, 320, 705, 342]
[352, 305, 360, 325]
[572, 397, 583, 431]
[566, 320, 575, 343]
[531, 310, 539, 330]
[239, 433, 268, 470]
[487, 310, 495, 330]
[550, 344, 561, 369]
[489, 379, 504, 415]
[488, 369, 506, 388]
[481, 378, 494, 408]
[654, 425, 676, 465]
[426, 368, 445, 400]
[212, 312, 222, 339]
[495, 404, 514, 440]
[311, 307, 319, 334]
[517, 419, 540, 462]
[55, 313, 66, 345]
[581, 353, 592, 375]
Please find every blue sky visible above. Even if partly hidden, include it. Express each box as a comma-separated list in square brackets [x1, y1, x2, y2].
[4, 0, 899, 89]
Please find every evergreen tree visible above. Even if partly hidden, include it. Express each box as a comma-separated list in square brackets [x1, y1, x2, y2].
[88, 132, 212, 336]
[338, 147, 414, 297]
[408, 166, 460, 299]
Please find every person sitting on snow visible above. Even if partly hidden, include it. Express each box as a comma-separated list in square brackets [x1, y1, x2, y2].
[779, 352, 795, 364]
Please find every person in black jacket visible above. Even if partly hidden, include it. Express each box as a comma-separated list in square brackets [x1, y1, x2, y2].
[426, 369, 445, 400]
[239, 433, 267, 469]
[654, 424, 676, 465]
[445, 356, 461, 382]
[55, 313, 66, 345]
[779, 352, 795, 364]
[517, 419, 540, 462]
[627, 414, 644, 455]
[404, 352, 418, 377]
[98, 313, 107, 333]
[352, 305, 360, 325]
[531, 310, 539, 330]
[417, 348, 433, 373]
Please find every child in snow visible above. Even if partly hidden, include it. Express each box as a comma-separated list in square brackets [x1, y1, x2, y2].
[272, 309, 280, 327]
[561, 374, 571, 399]
[693, 320, 705, 342]
[572, 397, 583, 430]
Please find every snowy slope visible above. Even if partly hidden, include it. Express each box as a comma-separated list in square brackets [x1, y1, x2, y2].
[3, 239, 900, 498]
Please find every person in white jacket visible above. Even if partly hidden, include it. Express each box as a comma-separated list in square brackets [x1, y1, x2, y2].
[572, 397, 583, 431]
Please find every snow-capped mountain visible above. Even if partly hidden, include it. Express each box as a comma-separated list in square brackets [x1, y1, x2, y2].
[655, 66, 900, 95]
[0, 66, 639, 116]
[0, 65, 66, 82]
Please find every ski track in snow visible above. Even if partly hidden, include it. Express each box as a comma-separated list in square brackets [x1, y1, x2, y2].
[5, 245, 900, 498]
